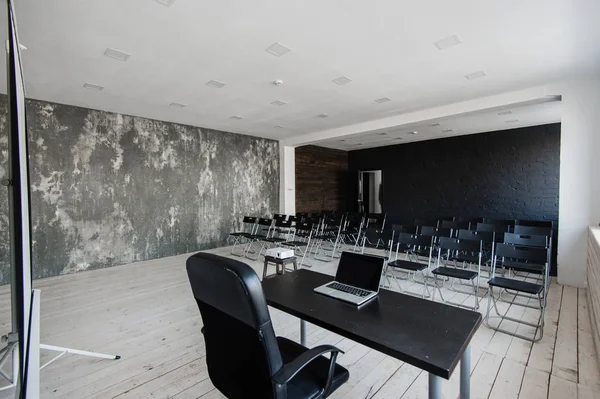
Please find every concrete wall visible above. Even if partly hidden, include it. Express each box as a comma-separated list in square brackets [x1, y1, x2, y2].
[0, 99, 279, 284]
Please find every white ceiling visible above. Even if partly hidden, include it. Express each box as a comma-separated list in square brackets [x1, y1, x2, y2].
[2, 0, 599, 141]
[314, 97, 562, 150]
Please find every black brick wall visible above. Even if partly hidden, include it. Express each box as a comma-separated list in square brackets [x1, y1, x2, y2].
[348, 123, 560, 274]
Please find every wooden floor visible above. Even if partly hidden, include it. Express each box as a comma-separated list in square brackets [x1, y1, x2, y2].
[1, 245, 599, 399]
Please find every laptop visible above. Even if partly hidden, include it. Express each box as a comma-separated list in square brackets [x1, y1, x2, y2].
[313, 251, 385, 306]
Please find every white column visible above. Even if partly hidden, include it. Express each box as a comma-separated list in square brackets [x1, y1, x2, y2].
[557, 76, 600, 287]
[279, 143, 296, 215]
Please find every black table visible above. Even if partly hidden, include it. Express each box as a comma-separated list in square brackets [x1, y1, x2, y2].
[262, 269, 482, 399]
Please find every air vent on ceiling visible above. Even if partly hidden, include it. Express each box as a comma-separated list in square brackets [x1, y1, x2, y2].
[265, 42, 292, 57]
[206, 80, 226, 88]
[374, 97, 392, 103]
[428, 123, 441, 127]
[355, 143, 364, 146]
[275, 125, 286, 128]
[498, 110, 512, 116]
[434, 34, 463, 50]
[83, 82, 104, 91]
[270, 100, 287, 106]
[317, 113, 329, 118]
[169, 102, 185, 108]
[505, 119, 519, 123]
[229, 115, 244, 120]
[153, 0, 175, 5]
[465, 70, 487, 80]
[395, 137, 403, 140]
[442, 129, 454, 133]
[104, 47, 131, 61]
[332, 76, 352, 85]
[377, 132, 388, 136]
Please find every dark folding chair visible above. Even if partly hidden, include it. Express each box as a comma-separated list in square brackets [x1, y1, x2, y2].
[482, 218, 515, 232]
[366, 213, 386, 230]
[313, 215, 345, 262]
[391, 224, 417, 235]
[245, 218, 274, 259]
[476, 223, 507, 243]
[282, 222, 314, 267]
[229, 216, 258, 256]
[440, 220, 471, 236]
[414, 219, 439, 231]
[360, 228, 394, 259]
[485, 244, 549, 342]
[186, 253, 349, 399]
[456, 229, 496, 266]
[515, 220, 554, 229]
[431, 237, 483, 310]
[386, 233, 434, 298]
[513, 225, 553, 273]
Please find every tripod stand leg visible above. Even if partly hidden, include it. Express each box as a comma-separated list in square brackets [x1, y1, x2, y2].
[40, 344, 120, 369]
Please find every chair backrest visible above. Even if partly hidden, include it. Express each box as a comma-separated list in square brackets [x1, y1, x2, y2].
[274, 219, 293, 228]
[295, 221, 314, 233]
[396, 232, 433, 248]
[392, 224, 417, 234]
[273, 213, 288, 222]
[483, 218, 515, 227]
[287, 215, 298, 224]
[457, 229, 495, 244]
[476, 223, 506, 242]
[258, 218, 273, 226]
[243, 216, 257, 224]
[515, 219, 554, 229]
[513, 225, 552, 237]
[454, 217, 483, 224]
[494, 243, 548, 263]
[438, 236, 482, 253]
[420, 226, 452, 238]
[187, 253, 281, 398]
[440, 220, 470, 231]
[414, 218, 439, 228]
[504, 232, 548, 248]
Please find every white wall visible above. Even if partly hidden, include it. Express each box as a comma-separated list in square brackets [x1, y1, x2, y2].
[279, 144, 296, 215]
[557, 76, 600, 287]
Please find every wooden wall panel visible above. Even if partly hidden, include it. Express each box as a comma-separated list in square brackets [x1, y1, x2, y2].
[295, 145, 349, 213]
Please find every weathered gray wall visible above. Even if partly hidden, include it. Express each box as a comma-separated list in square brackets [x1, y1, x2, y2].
[0, 99, 279, 284]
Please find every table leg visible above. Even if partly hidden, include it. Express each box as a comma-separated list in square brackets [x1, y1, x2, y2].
[460, 344, 471, 399]
[300, 319, 306, 346]
[428, 373, 442, 399]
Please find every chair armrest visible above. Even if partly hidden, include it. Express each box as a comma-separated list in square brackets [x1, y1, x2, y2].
[272, 344, 344, 386]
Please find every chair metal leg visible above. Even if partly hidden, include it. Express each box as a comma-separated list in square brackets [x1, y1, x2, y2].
[300, 319, 306, 346]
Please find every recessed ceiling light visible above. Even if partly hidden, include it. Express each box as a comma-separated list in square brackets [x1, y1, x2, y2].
[270, 100, 287, 106]
[153, 0, 175, 6]
[442, 129, 454, 133]
[395, 137, 404, 140]
[355, 143, 363, 146]
[206, 80, 226, 88]
[428, 123, 441, 127]
[229, 115, 244, 120]
[265, 42, 292, 57]
[104, 47, 131, 61]
[83, 82, 104, 91]
[409, 131, 418, 135]
[332, 76, 352, 85]
[169, 102, 185, 108]
[434, 34, 463, 50]
[505, 119, 519, 123]
[498, 110, 512, 116]
[275, 125, 286, 128]
[317, 113, 329, 118]
[377, 132, 388, 136]
[340, 139, 346, 142]
[465, 70, 487, 81]
[375, 97, 392, 103]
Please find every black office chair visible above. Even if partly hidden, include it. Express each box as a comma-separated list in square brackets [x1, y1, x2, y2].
[187, 253, 349, 399]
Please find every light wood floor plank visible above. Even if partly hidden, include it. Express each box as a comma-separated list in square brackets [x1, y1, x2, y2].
[553, 285, 579, 382]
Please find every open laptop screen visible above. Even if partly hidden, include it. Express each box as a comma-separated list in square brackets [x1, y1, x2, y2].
[335, 252, 384, 292]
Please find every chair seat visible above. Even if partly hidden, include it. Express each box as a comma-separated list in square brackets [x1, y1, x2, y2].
[263, 237, 287, 243]
[449, 254, 480, 263]
[282, 241, 309, 247]
[230, 232, 252, 238]
[432, 267, 477, 280]
[499, 260, 545, 274]
[488, 277, 544, 294]
[277, 337, 349, 399]
[388, 259, 428, 272]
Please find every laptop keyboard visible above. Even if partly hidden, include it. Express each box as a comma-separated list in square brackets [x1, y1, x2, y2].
[327, 282, 372, 297]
